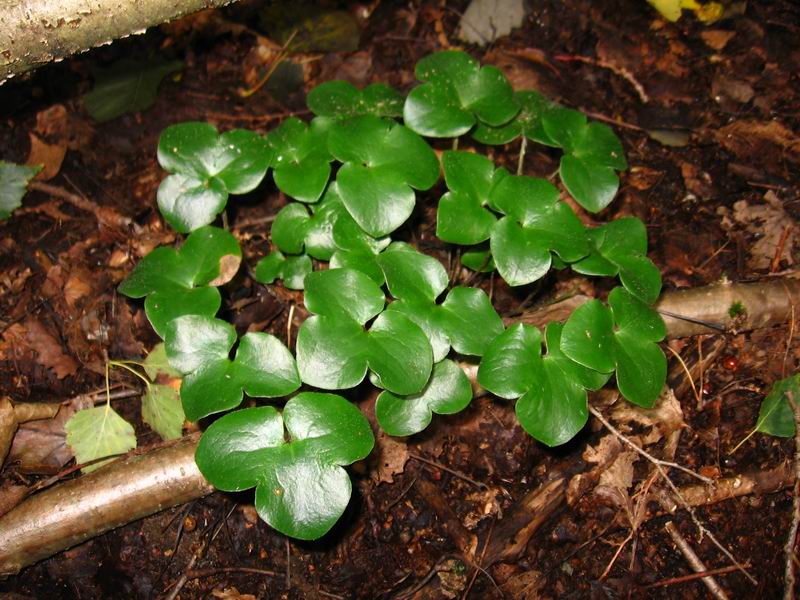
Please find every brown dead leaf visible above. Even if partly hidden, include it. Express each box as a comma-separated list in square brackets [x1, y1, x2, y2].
[594, 450, 638, 508]
[26, 133, 66, 181]
[8, 394, 93, 472]
[23, 318, 79, 379]
[609, 390, 684, 445]
[719, 191, 797, 270]
[207, 254, 243, 286]
[713, 120, 800, 169]
[64, 270, 93, 308]
[701, 30, 736, 51]
[211, 587, 256, 600]
[372, 431, 408, 485]
[1, 398, 16, 466]
[501, 570, 544, 600]
[34, 104, 93, 150]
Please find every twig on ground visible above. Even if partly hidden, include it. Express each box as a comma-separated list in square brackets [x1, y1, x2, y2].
[27, 181, 130, 229]
[408, 452, 488, 490]
[644, 564, 748, 590]
[588, 405, 757, 585]
[665, 346, 702, 408]
[664, 520, 730, 600]
[784, 393, 800, 600]
[553, 54, 649, 103]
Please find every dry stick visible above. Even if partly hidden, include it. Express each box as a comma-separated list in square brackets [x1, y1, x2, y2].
[588, 406, 757, 585]
[644, 564, 749, 590]
[664, 521, 730, 600]
[784, 394, 800, 600]
[408, 452, 488, 490]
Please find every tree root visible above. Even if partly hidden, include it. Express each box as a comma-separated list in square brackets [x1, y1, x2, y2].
[0, 277, 798, 576]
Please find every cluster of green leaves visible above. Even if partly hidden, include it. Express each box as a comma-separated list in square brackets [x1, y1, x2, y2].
[110, 49, 671, 541]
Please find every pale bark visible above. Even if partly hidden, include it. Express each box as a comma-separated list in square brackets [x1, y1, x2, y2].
[0, 0, 237, 84]
[0, 277, 797, 576]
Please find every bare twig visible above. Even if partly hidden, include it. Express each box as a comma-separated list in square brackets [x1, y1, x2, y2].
[644, 564, 749, 590]
[664, 521, 730, 600]
[408, 453, 487, 490]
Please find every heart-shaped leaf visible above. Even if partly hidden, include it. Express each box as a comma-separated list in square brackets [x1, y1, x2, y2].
[254, 251, 312, 290]
[488, 174, 588, 286]
[376, 359, 472, 436]
[478, 322, 609, 446]
[0, 161, 41, 219]
[119, 226, 241, 336]
[157, 123, 273, 231]
[541, 108, 627, 213]
[460, 245, 495, 272]
[308, 80, 404, 119]
[755, 375, 800, 438]
[195, 392, 374, 540]
[65, 405, 137, 473]
[472, 90, 557, 146]
[164, 315, 300, 421]
[404, 50, 519, 137]
[303, 267, 385, 324]
[561, 287, 666, 407]
[572, 218, 662, 304]
[328, 115, 440, 237]
[436, 151, 507, 245]
[267, 117, 332, 203]
[376, 242, 448, 303]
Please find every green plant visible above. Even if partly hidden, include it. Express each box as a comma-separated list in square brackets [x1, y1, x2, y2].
[102, 50, 669, 539]
[0, 161, 41, 220]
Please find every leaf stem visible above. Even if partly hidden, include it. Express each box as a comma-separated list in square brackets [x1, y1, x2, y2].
[517, 136, 527, 175]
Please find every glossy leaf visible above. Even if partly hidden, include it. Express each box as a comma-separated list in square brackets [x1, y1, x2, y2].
[268, 117, 332, 203]
[165, 315, 300, 420]
[436, 151, 506, 245]
[0, 161, 41, 219]
[404, 50, 519, 137]
[367, 311, 433, 396]
[254, 251, 313, 290]
[572, 218, 662, 304]
[755, 375, 799, 438]
[377, 242, 448, 303]
[195, 393, 374, 539]
[561, 288, 666, 407]
[437, 287, 504, 356]
[308, 80, 404, 119]
[376, 359, 472, 436]
[304, 268, 385, 324]
[479, 322, 608, 446]
[157, 123, 273, 231]
[460, 245, 495, 272]
[143, 342, 182, 380]
[472, 90, 557, 146]
[65, 405, 137, 473]
[119, 226, 240, 336]
[541, 108, 627, 213]
[328, 115, 439, 237]
[296, 315, 369, 390]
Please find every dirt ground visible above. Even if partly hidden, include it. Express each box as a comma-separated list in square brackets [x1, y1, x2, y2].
[1, 0, 800, 598]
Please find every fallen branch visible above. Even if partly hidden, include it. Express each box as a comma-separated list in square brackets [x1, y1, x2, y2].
[0, 277, 798, 576]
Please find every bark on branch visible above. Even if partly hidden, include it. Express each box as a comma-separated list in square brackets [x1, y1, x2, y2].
[0, 277, 797, 576]
[0, 0, 237, 84]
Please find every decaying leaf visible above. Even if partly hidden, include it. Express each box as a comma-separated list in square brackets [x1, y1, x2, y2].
[594, 450, 638, 508]
[609, 389, 684, 445]
[26, 132, 66, 181]
[22, 318, 79, 379]
[371, 430, 408, 485]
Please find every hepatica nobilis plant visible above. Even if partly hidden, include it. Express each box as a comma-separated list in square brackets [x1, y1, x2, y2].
[119, 50, 666, 540]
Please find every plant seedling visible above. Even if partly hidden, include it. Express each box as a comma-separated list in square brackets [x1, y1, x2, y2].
[164, 314, 300, 421]
[572, 217, 662, 305]
[156, 122, 272, 232]
[118, 226, 241, 336]
[327, 115, 439, 237]
[561, 287, 667, 407]
[403, 50, 519, 137]
[295, 268, 433, 395]
[195, 392, 374, 540]
[307, 80, 404, 119]
[267, 117, 333, 203]
[479, 322, 610, 446]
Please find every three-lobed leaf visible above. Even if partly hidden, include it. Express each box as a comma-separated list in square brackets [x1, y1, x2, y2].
[308, 80, 404, 119]
[267, 117, 333, 203]
[195, 392, 374, 540]
[472, 90, 557, 146]
[157, 123, 273, 232]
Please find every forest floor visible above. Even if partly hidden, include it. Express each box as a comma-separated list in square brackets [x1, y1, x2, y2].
[1, 0, 800, 598]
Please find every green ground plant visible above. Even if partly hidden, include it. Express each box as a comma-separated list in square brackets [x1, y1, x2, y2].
[75, 49, 673, 540]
